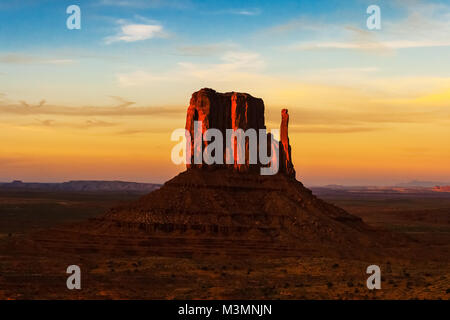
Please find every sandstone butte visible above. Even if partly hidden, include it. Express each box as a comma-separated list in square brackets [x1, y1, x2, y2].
[185, 88, 295, 177]
[33, 89, 404, 257]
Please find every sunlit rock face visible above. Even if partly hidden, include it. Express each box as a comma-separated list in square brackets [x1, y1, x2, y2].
[279, 109, 296, 178]
[185, 88, 295, 177]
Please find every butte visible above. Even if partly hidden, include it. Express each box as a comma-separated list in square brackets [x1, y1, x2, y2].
[33, 88, 401, 258]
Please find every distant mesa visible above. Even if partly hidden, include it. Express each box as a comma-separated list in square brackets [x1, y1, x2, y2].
[396, 180, 450, 188]
[433, 186, 450, 193]
[0, 180, 161, 193]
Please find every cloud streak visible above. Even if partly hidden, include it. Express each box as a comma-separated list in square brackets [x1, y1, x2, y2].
[288, 40, 450, 51]
[117, 50, 265, 86]
[0, 54, 76, 65]
[226, 8, 261, 16]
[265, 104, 450, 133]
[30, 119, 120, 129]
[289, 126, 381, 134]
[105, 21, 167, 44]
[175, 43, 237, 56]
[0, 100, 185, 117]
[272, 2, 450, 53]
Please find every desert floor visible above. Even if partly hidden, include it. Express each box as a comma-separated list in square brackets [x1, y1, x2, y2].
[0, 189, 449, 299]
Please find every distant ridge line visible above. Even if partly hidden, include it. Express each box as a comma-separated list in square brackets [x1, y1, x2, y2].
[0, 180, 161, 193]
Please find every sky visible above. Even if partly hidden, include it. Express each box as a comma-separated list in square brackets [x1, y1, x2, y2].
[0, 0, 449, 186]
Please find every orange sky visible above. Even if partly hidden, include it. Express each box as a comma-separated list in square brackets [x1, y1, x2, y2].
[1, 79, 449, 185]
[1, 1, 450, 185]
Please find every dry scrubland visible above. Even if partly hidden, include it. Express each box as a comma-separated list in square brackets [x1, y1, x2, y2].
[0, 188, 449, 299]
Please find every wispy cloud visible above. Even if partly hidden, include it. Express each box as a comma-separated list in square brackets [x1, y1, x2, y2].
[0, 98, 185, 117]
[104, 20, 167, 44]
[179, 51, 265, 78]
[31, 119, 119, 129]
[207, 7, 261, 16]
[115, 128, 170, 135]
[0, 54, 76, 65]
[289, 126, 381, 134]
[263, 102, 450, 134]
[272, 1, 450, 53]
[288, 38, 450, 51]
[117, 50, 265, 86]
[175, 42, 237, 56]
[109, 96, 136, 108]
[19, 99, 46, 108]
[289, 107, 446, 125]
[228, 8, 261, 16]
[117, 71, 169, 86]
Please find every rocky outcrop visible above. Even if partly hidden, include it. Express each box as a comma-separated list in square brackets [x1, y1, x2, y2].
[95, 168, 377, 255]
[279, 109, 295, 178]
[186, 88, 265, 171]
[185, 88, 294, 177]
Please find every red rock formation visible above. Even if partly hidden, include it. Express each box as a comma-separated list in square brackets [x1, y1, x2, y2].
[279, 109, 296, 178]
[186, 88, 265, 171]
[185, 88, 294, 176]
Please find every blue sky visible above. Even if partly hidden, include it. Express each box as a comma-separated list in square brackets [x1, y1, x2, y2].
[1, 0, 449, 105]
[0, 0, 417, 50]
[0, 0, 450, 103]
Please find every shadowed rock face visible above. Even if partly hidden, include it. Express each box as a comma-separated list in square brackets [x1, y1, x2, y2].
[65, 166, 404, 259]
[185, 88, 294, 176]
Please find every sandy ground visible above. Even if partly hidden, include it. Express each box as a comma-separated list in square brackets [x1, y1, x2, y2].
[0, 190, 449, 299]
